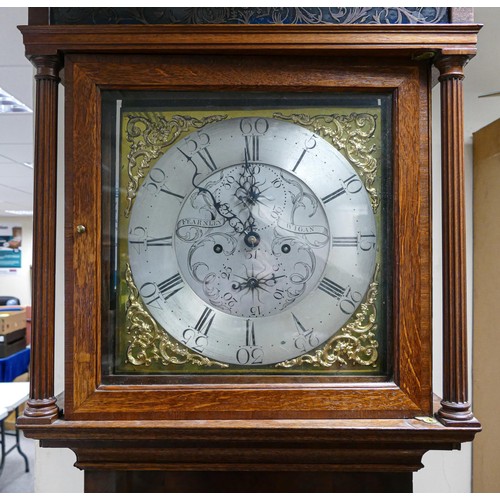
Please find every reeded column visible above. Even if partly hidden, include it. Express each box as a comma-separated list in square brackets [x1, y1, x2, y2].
[19, 55, 61, 424]
[435, 54, 479, 427]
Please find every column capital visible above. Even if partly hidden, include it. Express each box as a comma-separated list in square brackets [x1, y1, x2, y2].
[29, 54, 62, 80]
[434, 54, 470, 81]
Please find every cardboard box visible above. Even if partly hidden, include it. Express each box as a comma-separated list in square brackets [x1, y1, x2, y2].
[0, 328, 27, 357]
[0, 308, 26, 334]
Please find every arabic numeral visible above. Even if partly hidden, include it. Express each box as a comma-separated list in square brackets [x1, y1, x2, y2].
[145, 168, 166, 194]
[182, 328, 209, 353]
[292, 135, 317, 172]
[222, 292, 237, 308]
[359, 233, 376, 251]
[292, 313, 319, 353]
[344, 174, 363, 194]
[339, 289, 363, 315]
[183, 131, 210, 156]
[294, 332, 320, 353]
[271, 205, 284, 220]
[235, 320, 263, 363]
[129, 226, 146, 253]
[322, 174, 363, 204]
[222, 174, 236, 190]
[250, 305, 261, 316]
[220, 265, 232, 280]
[145, 168, 184, 200]
[239, 117, 269, 136]
[139, 282, 163, 309]
[245, 249, 258, 260]
[236, 346, 264, 365]
[271, 177, 282, 188]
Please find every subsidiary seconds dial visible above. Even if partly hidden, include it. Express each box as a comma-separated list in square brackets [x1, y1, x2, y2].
[128, 117, 376, 366]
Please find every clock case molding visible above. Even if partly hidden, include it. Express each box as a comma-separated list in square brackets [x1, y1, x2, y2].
[18, 9, 481, 481]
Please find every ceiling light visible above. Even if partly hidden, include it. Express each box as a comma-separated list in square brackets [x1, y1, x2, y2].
[4, 210, 33, 215]
[0, 88, 32, 114]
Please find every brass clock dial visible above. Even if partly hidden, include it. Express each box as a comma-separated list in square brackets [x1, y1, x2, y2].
[128, 117, 376, 366]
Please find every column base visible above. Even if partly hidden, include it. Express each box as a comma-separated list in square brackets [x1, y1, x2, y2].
[436, 400, 481, 427]
[17, 397, 60, 425]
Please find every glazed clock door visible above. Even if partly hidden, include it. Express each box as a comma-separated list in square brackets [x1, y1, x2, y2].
[64, 54, 431, 420]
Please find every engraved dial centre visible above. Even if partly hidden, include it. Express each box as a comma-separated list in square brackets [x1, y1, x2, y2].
[174, 164, 330, 318]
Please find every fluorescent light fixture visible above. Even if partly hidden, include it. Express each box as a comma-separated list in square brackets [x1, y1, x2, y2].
[4, 210, 33, 215]
[0, 88, 32, 114]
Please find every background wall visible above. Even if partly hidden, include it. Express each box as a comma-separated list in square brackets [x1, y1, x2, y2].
[5, 6, 498, 494]
[0, 215, 32, 305]
[414, 7, 500, 492]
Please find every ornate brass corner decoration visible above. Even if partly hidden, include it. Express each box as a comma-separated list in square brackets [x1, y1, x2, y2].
[276, 265, 380, 369]
[273, 112, 380, 212]
[125, 264, 228, 368]
[124, 113, 228, 217]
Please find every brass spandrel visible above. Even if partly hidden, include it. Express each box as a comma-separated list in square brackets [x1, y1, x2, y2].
[276, 265, 379, 369]
[124, 113, 229, 217]
[273, 112, 380, 212]
[125, 263, 228, 369]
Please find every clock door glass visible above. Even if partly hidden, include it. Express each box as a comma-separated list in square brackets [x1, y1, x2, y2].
[100, 91, 392, 380]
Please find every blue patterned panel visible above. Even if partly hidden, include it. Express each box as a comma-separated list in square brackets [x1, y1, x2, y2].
[50, 7, 450, 25]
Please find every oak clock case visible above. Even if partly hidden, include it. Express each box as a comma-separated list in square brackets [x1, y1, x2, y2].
[16, 13, 481, 493]
[101, 92, 392, 380]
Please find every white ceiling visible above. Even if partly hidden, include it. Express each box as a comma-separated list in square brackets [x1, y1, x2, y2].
[0, 7, 33, 216]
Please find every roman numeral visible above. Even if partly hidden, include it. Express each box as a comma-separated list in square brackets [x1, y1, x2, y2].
[292, 149, 307, 172]
[322, 186, 346, 204]
[245, 135, 259, 161]
[292, 313, 310, 335]
[246, 319, 256, 346]
[318, 277, 346, 299]
[130, 235, 173, 250]
[332, 236, 358, 247]
[195, 148, 217, 172]
[157, 273, 183, 301]
[194, 307, 215, 336]
[146, 236, 173, 247]
[292, 135, 317, 172]
[159, 186, 185, 200]
[178, 146, 217, 172]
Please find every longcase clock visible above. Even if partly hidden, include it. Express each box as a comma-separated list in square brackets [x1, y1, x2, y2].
[18, 7, 481, 493]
